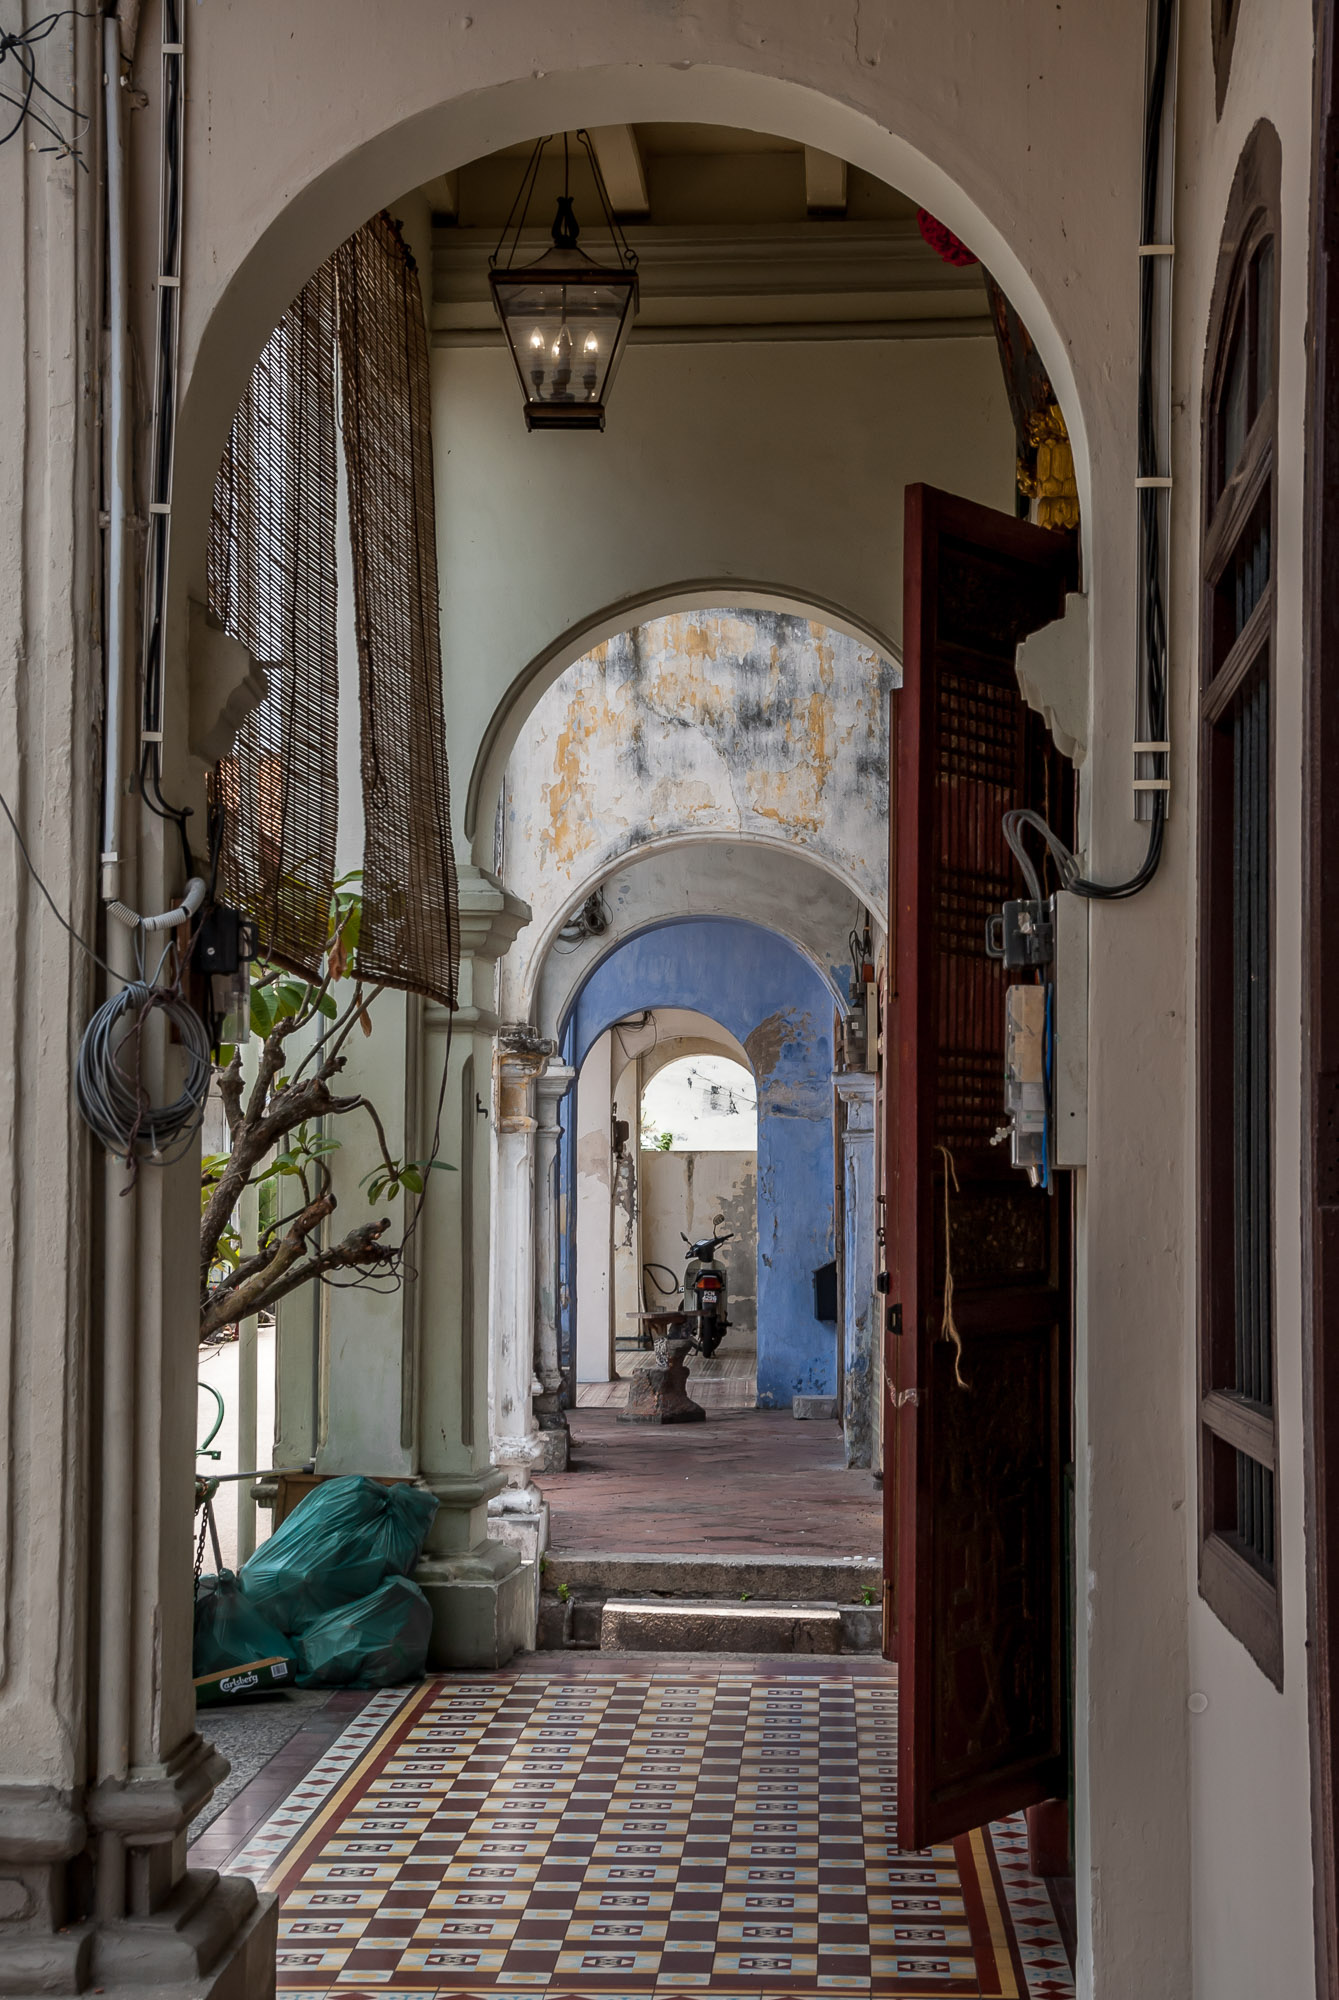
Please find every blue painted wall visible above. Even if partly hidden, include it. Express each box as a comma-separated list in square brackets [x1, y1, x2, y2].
[563, 918, 837, 1408]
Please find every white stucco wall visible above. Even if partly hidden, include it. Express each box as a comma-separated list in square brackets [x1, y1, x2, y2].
[1173, 5, 1319, 1996]
[441, 344, 1002, 851]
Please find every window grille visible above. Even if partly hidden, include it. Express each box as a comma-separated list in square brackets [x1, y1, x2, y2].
[1198, 126, 1282, 1685]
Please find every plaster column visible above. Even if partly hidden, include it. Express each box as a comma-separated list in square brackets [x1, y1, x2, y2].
[533, 1064, 576, 1465]
[490, 1029, 557, 1484]
[412, 865, 532, 1669]
[834, 1071, 878, 1468]
[575, 1032, 616, 1384]
[0, 12, 276, 1991]
[486, 1049, 570, 1645]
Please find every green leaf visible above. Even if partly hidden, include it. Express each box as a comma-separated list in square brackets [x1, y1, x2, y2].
[317, 991, 339, 1020]
[400, 1166, 424, 1194]
[250, 986, 277, 1036]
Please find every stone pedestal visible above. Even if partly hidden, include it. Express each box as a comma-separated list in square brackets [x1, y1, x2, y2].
[618, 1322, 706, 1425]
[834, 1072, 878, 1469]
[412, 868, 532, 1670]
[486, 1487, 551, 1652]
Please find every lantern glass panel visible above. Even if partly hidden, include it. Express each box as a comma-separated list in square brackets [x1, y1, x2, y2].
[491, 246, 637, 426]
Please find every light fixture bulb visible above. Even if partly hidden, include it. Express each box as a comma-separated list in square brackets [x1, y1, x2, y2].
[584, 334, 599, 354]
[529, 329, 544, 350]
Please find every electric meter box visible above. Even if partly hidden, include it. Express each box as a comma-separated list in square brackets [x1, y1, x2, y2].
[1004, 984, 1047, 1175]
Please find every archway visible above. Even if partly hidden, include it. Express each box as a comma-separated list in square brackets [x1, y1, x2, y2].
[559, 916, 841, 1411]
[154, 47, 1167, 2000]
[572, 1012, 760, 1402]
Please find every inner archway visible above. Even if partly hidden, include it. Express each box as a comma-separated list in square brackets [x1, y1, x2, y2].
[573, 1012, 760, 1402]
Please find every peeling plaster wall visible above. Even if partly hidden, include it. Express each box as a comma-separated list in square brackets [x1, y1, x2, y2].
[568, 920, 837, 1407]
[501, 610, 897, 1000]
[640, 1151, 758, 1344]
[522, 839, 868, 1040]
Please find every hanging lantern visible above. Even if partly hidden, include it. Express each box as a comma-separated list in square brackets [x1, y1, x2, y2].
[489, 131, 640, 432]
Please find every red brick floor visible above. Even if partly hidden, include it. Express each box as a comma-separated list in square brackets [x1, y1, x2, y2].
[537, 1407, 882, 1557]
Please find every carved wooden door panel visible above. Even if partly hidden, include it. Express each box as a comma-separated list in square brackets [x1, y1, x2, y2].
[886, 484, 1076, 1850]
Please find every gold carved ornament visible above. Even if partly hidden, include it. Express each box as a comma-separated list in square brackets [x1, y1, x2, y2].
[1018, 402, 1081, 533]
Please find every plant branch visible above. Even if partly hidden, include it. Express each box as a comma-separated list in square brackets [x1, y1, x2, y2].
[199, 1064, 362, 1290]
[200, 1196, 395, 1338]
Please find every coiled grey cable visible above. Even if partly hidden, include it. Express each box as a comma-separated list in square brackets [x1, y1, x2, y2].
[76, 981, 212, 1165]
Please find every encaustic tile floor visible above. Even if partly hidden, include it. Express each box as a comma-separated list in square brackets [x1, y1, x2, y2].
[202, 1657, 1075, 2000]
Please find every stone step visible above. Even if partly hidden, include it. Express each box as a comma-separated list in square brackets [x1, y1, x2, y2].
[600, 1597, 881, 1655]
[544, 1551, 880, 1604]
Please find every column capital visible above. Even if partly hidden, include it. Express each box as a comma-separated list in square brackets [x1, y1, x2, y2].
[495, 1024, 558, 1133]
[536, 1063, 576, 1122]
[457, 864, 531, 965]
[833, 1067, 877, 1130]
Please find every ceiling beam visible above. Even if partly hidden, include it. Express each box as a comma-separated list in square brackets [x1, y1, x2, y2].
[804, 148, 848, 215]
[422, 171, 459, 220]
[588, 125, 650, 217]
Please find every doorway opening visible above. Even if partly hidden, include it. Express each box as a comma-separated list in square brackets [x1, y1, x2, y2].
[181, 92, 1089, 2000]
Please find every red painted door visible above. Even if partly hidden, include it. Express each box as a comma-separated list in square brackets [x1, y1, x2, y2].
[885, 484, 1076, 1850]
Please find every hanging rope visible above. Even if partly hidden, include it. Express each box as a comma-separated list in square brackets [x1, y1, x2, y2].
[936, 1143, 969, 1390]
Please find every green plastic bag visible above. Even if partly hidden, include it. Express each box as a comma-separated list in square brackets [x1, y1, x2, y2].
[238, 1476, 438, 1636]
[193, 1571, 297, 1705]
[294, 1574, 433, 1688]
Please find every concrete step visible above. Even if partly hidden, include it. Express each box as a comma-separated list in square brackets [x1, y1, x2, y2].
[535, 1552, 883, 1653]
[600, 1597, 880, 1655]
[544, 1551, 880, 1603]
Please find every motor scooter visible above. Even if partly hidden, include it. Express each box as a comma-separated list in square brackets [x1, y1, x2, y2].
[681, 1215, 733, 1357]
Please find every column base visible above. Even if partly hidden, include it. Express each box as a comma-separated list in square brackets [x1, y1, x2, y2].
[487, 1490, 550, 1651]
[493, 1432, 549, 1484]
[417, 1540, 530, 1670]
[0, 1874, 277, 2000]
[496, 1425, 569, 1478]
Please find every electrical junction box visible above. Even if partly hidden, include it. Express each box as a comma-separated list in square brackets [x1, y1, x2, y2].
[1004, 984, 1047, 1178]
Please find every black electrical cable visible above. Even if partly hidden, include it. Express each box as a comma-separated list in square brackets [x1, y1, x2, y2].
[0, 8, 93, 164]
[136, 0, 194, 878]
[643, 1262, 681, 1297]
[1039, 0, 1174, 904]
[77, 980, 211, 1167]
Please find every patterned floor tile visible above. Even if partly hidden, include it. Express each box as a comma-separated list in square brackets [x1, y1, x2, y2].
[252, 1666, 1073, 1996]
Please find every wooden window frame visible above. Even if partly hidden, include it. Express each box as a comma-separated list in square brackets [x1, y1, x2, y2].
[1197, 123, 1283, 1688]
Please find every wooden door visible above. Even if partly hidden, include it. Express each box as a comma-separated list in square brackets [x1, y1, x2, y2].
[886, 484, 1076, 1850]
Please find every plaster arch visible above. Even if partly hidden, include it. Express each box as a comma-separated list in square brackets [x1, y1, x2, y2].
[166, 21, 1134, 818]
[173, 48, 1103, 561]
[634, 1014, 754, 1096]
[558, 915, 839, 1407]
[515, 835, 873, 1041]
[558, 910, 848, 1066]
[469, 583, 900, 849]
